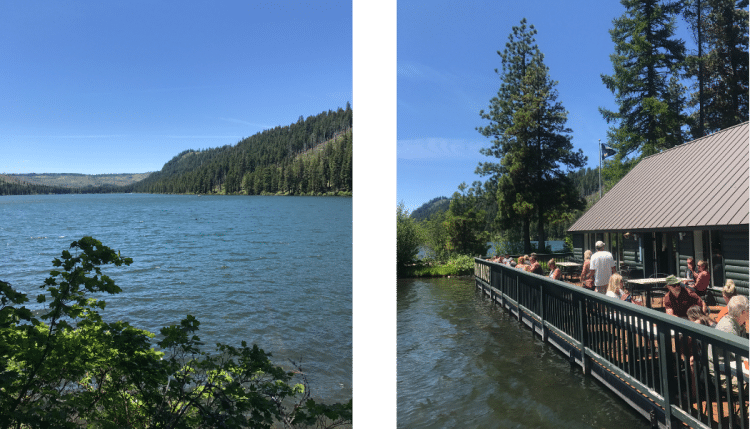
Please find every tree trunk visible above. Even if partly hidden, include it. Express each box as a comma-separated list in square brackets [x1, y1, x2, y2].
[523, 218, 532, 254]
[536, 206, 546, 252]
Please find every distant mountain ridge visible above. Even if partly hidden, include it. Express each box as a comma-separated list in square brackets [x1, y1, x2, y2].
[410, 196, 450, 221]
[7, 173, 152, 189]
[1, 105, 352, 196]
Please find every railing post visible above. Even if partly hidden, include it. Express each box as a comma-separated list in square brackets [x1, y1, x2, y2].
[516, 275, 522, 323]
[656, 322, 673, 429]
[578, 294, 589, 376]
[539, 282, 547, 342]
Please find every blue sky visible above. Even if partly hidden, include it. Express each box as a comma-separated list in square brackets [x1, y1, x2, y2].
[397, 0, 694, 212]
[0, 1, 352, 175]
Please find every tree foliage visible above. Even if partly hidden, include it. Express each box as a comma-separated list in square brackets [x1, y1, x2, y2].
[443, 184, 490, 257]
[397, 203, 422, 269]
[0, 237, 351, 428]
[683, 0, 749, 137]
[131, 107, 352, 196]
[409, 196, 450, 222]
[477, 19, 586, 253]
[599, 0, 687, 178]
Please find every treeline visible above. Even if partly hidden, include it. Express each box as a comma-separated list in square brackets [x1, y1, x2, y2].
[410, 196, 450, 221]
[0, 179, 74, 196]
[128, 106, 352, 195]
[0, 176, 123, 196]
[8, 173, 151, 189]
[568, 167, 600, 199]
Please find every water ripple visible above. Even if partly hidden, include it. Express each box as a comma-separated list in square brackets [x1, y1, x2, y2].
[0, 194, 351, 403]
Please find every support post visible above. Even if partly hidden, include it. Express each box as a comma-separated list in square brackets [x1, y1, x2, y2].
[539, 282, 547, 342]
[657, 322, 673, 429]
[578, 296, 590, 375]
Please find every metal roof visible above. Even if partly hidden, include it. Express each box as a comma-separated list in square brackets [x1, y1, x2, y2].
[568, 122, 749, 233]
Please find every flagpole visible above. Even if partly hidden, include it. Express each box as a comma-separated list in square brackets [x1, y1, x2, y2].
[598, 139, 602, 200]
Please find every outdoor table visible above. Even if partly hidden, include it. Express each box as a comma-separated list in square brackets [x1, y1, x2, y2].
[555, 261, 582, 281]
[625, 277, 688, 309]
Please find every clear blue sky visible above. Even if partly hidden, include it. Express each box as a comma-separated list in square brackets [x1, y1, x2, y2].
[0, 1, 352, 175]
[397, 0, 694, 212]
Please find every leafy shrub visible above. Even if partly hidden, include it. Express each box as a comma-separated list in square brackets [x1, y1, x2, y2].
[397, 203, 422, 267]
[446, 254, 475, 273]
[0, 237, 351, 428]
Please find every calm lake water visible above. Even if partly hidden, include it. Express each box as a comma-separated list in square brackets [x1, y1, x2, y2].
[397, 277, 651, 428]
[0, 194, 351, 403]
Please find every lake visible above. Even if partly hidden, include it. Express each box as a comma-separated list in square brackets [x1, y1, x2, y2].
[0, 194, 352, 403]
[398, 277, 651, 428]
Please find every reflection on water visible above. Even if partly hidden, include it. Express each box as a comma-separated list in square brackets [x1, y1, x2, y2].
[397, 277, 650, 428]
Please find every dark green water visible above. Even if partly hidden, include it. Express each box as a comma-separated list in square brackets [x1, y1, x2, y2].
[397, 277, 651, 428]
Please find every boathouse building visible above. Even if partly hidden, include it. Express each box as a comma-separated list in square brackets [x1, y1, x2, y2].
[567, 122, 749, 298]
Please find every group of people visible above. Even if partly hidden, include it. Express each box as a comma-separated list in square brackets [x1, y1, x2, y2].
[489, 252, 563, 280]
[576, 241, 748, 336]
[488, 241, 748, 337]
[667, 275, 749, 337]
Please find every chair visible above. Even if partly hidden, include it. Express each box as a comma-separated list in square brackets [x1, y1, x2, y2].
[648, 273, 670, 309]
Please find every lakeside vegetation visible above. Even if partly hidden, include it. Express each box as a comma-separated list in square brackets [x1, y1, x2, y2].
[1, 106, 352, 197]
[0, 237, 351, 428]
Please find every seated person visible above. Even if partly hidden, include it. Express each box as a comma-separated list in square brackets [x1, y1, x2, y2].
[528, 253, 543, 275]
[687, 305, 714, 327]
[687, 260, 716, 306]
[606, 273, 624, 299]
[515, 256, 527, 271]
[547, 259, 562, 281]
[664, 275, 706, 318]
[715, 279, 738, 324]
[684, 257, 695, 282]
[715, 295, 749, 337]
[709, 295, 749, 400]
[619, 283, 633, 303]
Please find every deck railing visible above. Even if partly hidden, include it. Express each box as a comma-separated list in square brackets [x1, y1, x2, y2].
[475, 258, 748, 429]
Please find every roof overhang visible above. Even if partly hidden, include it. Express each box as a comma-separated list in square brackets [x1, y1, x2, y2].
[568, 122, 749, 235]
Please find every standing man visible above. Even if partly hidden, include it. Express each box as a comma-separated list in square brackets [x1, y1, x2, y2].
[590, 241, 616, 294]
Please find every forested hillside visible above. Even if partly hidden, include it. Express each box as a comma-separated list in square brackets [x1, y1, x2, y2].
[129, 106, 352, 195]
[0, 174, 122, 196]
[410, 196, 450, 221]
[7, 173, 151, 189]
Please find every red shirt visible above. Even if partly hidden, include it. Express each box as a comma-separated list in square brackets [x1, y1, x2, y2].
[693, 270, 710, 295]
[664, 286, 704, 318]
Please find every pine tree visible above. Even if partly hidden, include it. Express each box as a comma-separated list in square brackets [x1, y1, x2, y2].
[599, 0, 687, 168]
[477, 19, 586, 253]
[683, 0, 748, 137]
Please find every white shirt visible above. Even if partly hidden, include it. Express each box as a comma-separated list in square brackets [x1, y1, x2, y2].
[590, 250, 615, 287]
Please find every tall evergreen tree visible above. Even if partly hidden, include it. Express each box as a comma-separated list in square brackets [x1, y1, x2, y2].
[477, 19, 586, 253]
[599, 0, 687, 174]
[683, 0, 748, 137]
